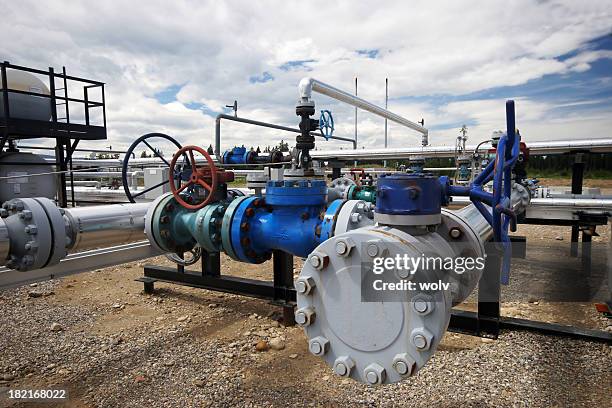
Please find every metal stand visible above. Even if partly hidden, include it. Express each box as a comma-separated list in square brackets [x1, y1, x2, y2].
[570, 153, 585, 257]
[137, 250, 297, 324]
[138, 243, 610, 342]
[448, 242, 611, 343]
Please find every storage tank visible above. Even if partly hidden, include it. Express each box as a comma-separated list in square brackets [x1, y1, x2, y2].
[0, 70, 52, 121]
[0, 152, 57, 202]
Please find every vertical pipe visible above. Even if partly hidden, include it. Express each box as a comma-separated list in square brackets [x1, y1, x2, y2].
[384, 77, 388, 168]
[354, 77, 358, 167]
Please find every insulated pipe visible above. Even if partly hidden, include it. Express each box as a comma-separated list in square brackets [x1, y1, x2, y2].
[64, 203, 149, 252]
[299, 77, 429, 146]
[0, 199, 149, 270]
[310, 138, 612, 161]
[453, 204, 493, 242]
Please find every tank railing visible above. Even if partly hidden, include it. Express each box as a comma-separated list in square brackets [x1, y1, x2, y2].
[0, 61, 107, 137]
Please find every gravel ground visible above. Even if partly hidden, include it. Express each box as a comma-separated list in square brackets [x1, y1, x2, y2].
[0, 222, 610, 407]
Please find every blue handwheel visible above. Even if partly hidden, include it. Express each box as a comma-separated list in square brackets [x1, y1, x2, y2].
[319, 109, 334, 140]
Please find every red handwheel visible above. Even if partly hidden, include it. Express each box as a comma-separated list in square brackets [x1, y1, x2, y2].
[169, 145, 218, 210]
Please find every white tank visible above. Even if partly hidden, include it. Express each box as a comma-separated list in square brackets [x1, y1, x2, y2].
[0, 70, 52, 121]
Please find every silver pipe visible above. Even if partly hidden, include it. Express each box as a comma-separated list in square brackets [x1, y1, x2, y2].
[64, 203, 149, 252]
[530, 197, 612, 209]
[311, 138, 612, 160]
[454, 204, 493, 242]
[299, 77, 429, 145]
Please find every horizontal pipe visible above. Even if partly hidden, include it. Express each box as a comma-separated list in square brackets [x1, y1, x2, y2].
[64, 203, 149, 252]
[215, 113, 356, 157]
[310, 138, 612, 160]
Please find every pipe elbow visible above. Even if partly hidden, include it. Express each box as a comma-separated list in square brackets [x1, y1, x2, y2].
[298, 77, 314, 100]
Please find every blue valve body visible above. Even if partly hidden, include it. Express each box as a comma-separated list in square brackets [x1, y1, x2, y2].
[222, 146, 253, 164]
[375, 173, 442, 216]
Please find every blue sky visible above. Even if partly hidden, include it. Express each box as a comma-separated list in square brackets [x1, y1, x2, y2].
[2, 0, 611, 150]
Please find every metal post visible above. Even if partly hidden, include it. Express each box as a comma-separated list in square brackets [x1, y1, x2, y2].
[581, 228, 592, 275]
[49, 67, 67, 208]
[570, 153, 584, 256]
[273, 250, 295, 326]
[477, 244, 502, 337]
[384, 77, 388, 168]
[0, 62, 10, 152]
[202, 251, 221, 276]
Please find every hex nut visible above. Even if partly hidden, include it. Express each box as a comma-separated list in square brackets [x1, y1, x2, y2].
[396, 268, 411, 279]
[366, 242, 379, 257]
[412, 295, 434, 315]
[295, 276, 315, 295]
[364, 363, 386, 385]
[335, 237, 355, 257]
[308, 252, 329, 270]
[308, 336, 329, 356]
[411, 328, 434, 351]
[294, 307, 315, 327]
[449, 227, 462, 239]
[18, 210, 32, 220]
[392, 353, 416, 376]
[333, 356, 355, 377]
[350, 212, 362, 223]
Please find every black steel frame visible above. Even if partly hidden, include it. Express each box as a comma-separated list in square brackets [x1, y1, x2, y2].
[138, 241, 610, 342]
[0, 61, 107, 207]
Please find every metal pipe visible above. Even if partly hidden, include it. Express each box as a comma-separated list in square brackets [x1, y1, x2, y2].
[530, 197, 612, 209]
[454, 204, 493, 242]
[299, 77, 428, 145]
[64, 203, 149, 252]
[310, 138, 612, 160]
[214, 113, 356, 157]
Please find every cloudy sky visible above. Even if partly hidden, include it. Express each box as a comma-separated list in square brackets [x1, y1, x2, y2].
[1, 0, 611, 154]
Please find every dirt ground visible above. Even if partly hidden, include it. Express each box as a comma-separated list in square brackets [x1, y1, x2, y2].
[0, 182, 611, 407]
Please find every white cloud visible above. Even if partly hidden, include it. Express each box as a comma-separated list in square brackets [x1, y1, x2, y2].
[1, 0, 611, 155]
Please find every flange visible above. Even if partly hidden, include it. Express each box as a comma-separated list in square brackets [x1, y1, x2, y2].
[296, 226, 452, 384]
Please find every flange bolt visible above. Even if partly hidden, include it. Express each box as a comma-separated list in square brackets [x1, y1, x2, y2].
[308, 336, 329, 356]
[364, 363, 386, 385]
[295, 307, 315, 327]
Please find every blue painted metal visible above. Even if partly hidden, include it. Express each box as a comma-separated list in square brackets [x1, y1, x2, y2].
[319, 109, 334, 140]
[222, 145, 253, 164]
[319, 199, 344, 243]
[228, 181, 329, 261]
[265, 180, 326, 206]
[221, 195, 250, 260]
[446, 100, 520, 284]
[375, 173, 442, 216]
